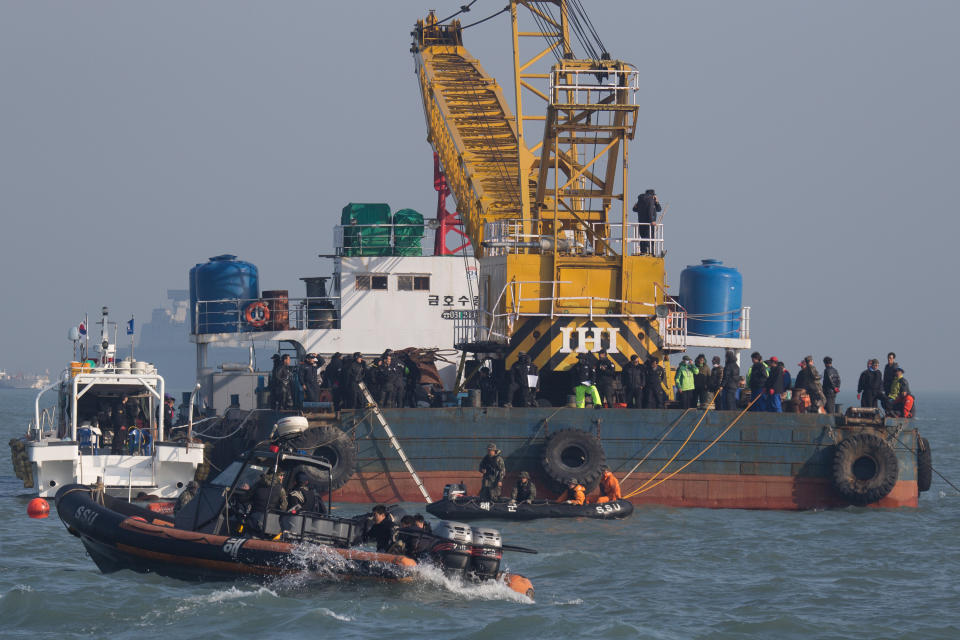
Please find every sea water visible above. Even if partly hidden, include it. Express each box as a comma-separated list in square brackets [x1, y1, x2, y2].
[2, 388, 958, 639]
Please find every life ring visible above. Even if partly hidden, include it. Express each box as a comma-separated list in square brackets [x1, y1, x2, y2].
[831, 433, 899, 506]
[290, 426, 356, 491]
[541, 428, 606, 490]
[244, 301, 271, 328]
[917, 436, 932, 493]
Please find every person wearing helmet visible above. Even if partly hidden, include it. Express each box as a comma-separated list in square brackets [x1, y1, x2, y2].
[478, 443, 506, 500]
[288, 471, 325, 514]
[511, 471, 537, 504]
[556, 479, 586, 505]
[594, 468, 621, 504]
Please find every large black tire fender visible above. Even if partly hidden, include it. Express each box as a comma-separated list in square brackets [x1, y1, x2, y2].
[917, 436, 932, 493]
[831, 433, 899, 506]
[541, 428, 606, 489]
[301, 426, 356, 491]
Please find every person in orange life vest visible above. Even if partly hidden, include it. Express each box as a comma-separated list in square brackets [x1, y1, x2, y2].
[556, 479, 586, 505]
[594, 468, 622, 504]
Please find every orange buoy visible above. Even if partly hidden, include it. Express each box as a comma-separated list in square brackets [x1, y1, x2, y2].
[27, 498, 50, 519]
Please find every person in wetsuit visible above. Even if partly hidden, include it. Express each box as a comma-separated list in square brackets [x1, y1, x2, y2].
[362, 505, 396, 552]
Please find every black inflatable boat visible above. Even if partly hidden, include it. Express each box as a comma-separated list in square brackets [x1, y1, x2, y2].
[426, 495, 634, 521]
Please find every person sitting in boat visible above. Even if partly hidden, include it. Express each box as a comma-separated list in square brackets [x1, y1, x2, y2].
[510, 471, 537, 504]
[593, 468, 621, 504]
[556, 479, 586, 505]
[362, 505, 397, 552]
[413, 513, 432, 533]
[478, 443, 506, 500]
[174, 481, 199, 514]
[246, 470, 288, 535]
[287, 472, 325, 514]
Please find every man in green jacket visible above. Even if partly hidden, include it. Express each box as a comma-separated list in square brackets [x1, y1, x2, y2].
[675, 355, 697, 409]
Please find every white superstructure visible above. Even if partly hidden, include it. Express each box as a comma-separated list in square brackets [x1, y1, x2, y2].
[192, 251, 479, 411]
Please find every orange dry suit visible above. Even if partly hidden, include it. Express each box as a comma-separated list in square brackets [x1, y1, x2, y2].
[557, 484, 586, 505]
[595, 471, 622, 503]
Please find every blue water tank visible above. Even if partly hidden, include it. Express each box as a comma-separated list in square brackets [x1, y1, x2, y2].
[678, 259, 743, 338]
[192, 255, 259, 333]
[188, 262, 201, 334]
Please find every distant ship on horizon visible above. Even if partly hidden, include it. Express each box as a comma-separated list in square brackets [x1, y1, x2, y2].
[0, 370, 50, 390]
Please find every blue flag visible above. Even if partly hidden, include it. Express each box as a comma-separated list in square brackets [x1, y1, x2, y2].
[126, 317, 135, 335]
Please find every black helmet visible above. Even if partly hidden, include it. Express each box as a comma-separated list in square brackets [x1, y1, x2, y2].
[296, 472, 310, 484]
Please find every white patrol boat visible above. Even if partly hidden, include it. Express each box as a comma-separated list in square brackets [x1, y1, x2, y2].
[10, 307, 205, 499]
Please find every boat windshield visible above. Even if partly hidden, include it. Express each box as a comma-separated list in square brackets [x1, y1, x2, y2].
[210, 461, 268, 489]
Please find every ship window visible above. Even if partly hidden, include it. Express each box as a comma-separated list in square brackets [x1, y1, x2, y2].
[398, 275, 430, 291]
[355, 275, 388, 291]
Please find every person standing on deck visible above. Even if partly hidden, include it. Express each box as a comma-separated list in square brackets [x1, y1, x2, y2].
[595, 349, 617, 407]
[693, 354, 709, 407]
[764, 358, 785, 412]
[746, 352, 769, 411]
[675, 355, 697, 409]
[573, 353, 603, 409]
[643, 356, 665, 409]
[708, 355, 723, 403]
[623, 354, 645, 409]
[341, 352, 366, 409]
[507, 352, 538, 407]
[323, 353, 343, 411]
[857, 359, 883, 408]
[883, 352, 899, 397]
[300, 354, 321, 403]
[822, 357, 841, 414]
[720, 350, 740, 411]
[477, 366, 499, 407]
[478, 443, 506, 501]
[632, 189, 661, 255]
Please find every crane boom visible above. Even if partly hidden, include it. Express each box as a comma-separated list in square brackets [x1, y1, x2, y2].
[413, 3, 674, 383]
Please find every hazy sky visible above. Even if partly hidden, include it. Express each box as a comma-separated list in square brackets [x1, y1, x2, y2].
[1, 1, 957, 391]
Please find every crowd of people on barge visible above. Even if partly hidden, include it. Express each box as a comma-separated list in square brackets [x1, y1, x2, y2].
[262, 346, 915, 419]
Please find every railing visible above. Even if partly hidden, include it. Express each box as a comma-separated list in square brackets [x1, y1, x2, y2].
[334, 224, 428, 258]
[482, 219, 664, 258]
[549, 67, 640, 107]
[194, 296, 340, 335]
[662, 306, 752, 349]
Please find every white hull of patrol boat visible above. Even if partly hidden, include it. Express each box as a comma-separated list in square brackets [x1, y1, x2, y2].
[28, 441, 204, 498]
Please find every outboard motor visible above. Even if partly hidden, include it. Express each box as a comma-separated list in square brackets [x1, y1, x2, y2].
[469, 526, 502, 580]
[429, 520, 473, 576]
[442, 483, 467, 501]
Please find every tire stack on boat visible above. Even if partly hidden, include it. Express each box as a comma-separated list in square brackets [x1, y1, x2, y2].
[8, 438, 33, 488]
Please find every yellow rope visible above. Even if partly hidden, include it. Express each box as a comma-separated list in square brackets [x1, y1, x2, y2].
[624, 393, 763, 499]
[621, 389, 722, 498]
[617, 407, 694, 488]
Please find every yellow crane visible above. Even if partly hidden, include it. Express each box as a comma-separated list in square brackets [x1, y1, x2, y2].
[413, 2, 673, 382]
